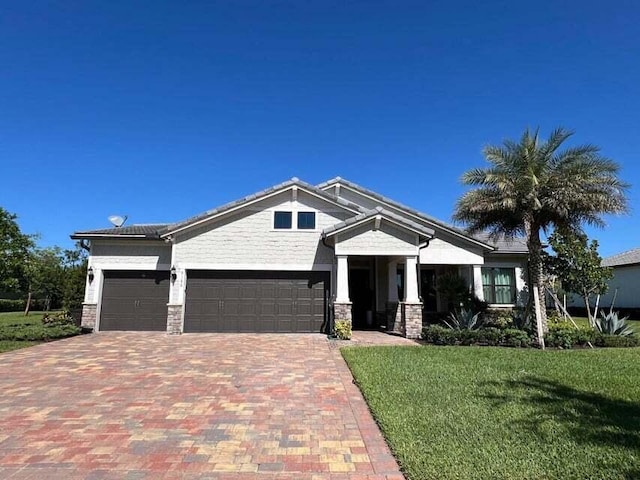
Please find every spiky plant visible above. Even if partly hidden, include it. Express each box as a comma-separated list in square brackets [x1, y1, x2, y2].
[595, 311, 634, 337]
[454, 127, 628, 337]
[444, 308, 482, 330]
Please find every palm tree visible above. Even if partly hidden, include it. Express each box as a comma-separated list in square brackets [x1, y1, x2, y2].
[453, 127, 628, 335]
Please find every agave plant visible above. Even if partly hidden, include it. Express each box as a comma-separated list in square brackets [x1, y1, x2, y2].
[595, 311, 634, 336]
[443, 308, 482, 330]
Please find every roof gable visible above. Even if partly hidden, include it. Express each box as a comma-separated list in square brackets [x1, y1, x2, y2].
[318, 177, 495, 251]
[322, 207, 434, 240]
[160, 178, 361, 238]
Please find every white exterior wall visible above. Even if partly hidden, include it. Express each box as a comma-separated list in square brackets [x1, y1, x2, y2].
[173, 191, 349, 270]
[84, 240, 172, 304]
[334, 222, 418, 256]
[420, 236, 485, 265]
[580, 264, 640, 309]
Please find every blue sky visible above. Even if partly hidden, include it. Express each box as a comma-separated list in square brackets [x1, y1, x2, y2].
[1, 1, 638, 256]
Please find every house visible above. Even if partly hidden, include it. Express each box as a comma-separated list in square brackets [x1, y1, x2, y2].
[71, 177, 528, 338]
[593, 248, 640, 311]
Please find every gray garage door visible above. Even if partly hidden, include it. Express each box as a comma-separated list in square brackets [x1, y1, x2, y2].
[100, 271, 170, 331]
[184, 271, 329, 333]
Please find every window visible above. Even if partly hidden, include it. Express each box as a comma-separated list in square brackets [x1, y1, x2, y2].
[274, 211, 292, 229]
[297, 211, 316, 230]
[482, 267, 516, 304]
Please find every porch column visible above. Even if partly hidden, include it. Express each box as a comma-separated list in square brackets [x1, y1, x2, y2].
[473, 265, 484, 301]
[387, 260, 402, 334]
[334, 255, 352, 326]
[402, 255, 422, 338]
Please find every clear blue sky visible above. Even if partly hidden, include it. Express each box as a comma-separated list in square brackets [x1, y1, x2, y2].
[1, 1, 638, 257]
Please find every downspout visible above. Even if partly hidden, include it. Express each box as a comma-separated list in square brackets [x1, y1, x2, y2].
[321, 234, 336, 335]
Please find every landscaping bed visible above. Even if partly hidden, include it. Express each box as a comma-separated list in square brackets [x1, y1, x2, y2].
[342, 345, 640, 480]
[0, 311, 81, 353]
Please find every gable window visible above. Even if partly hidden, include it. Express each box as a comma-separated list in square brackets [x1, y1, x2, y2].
[297, 211, 316, 230]
[274, 211, 292, 229]
[482, 267, 516, 304]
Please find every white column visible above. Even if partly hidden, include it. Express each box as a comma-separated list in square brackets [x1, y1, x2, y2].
[335, 255, 350, 303]
[387, 260, 398, 302]
[473, 265, 484, 301]
[404, 256, 420, 303]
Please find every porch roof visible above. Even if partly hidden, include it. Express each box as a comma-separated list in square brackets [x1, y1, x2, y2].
[322, 207, 435, 240]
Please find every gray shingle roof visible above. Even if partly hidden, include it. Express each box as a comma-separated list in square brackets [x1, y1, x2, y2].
[603, 248, 640, 267]
[472, 233, 529, 254]
[322, 207, 435, 238]
[159, 177, 362, 236]
[71, 224, 169, 239]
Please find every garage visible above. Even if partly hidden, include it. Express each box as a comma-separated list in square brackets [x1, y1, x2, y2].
[184, 271, 329, 333]
[99, 270, 170, 331]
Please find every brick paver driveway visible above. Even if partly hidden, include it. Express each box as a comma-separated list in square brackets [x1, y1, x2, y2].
[0, 333, 404, 479]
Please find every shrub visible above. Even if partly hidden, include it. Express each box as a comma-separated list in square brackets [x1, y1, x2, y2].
[422, 325, 457, 345]
[502, 328, 533, 348]
[444, 308, 482, 330]
[334, 320, 352, 340]
[594, 334, 640, 348]
[545, 325, 596, 349]
[475, 327, 503, 345]
[0, 323, 81, 342]
[42, 311, 76, 326]
[0, 299, 25, 312]
[482, 309, 514, 329]
[595, 311, 634, 336]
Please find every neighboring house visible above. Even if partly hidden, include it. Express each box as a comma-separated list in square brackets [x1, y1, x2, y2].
[71, 177, 528, 338]
[593, 248, 640, 310]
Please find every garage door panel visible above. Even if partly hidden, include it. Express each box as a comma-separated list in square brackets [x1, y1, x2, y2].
[184, 271, 328, 333]
[100, 271, 169, 331]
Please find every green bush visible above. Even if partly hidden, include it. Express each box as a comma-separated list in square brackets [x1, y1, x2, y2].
[545, 324, 596, 349]
[421, 326, 533, 347]
[334, 319, 352, 340]
[594, 334, 640, 348]
[482, 309, 515, 328]
[0, 323, 81, 342]
[0, 299, 25, 312]
[42, 311, 76, 326]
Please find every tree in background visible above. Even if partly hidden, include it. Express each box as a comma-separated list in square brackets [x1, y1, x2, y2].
[23, 247, 66, 314]
[61, 243, 88, 310]
[0, 207, 35, 293]
[454, 127, 628, 342]
[544, 229, 612, 326]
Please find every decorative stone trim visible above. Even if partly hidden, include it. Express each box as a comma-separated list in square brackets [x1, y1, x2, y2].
[81, 303, 97, 331]
[333, 302, 353, 329]
[402, 302, 423, 339]
[167, 305, 183, 335]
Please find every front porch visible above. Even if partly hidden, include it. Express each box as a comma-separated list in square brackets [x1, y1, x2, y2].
[332, 255, 479, 338]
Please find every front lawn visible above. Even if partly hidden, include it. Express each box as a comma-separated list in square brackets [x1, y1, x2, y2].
[0, 311, 81, 353]
[342, 346, 640, 480]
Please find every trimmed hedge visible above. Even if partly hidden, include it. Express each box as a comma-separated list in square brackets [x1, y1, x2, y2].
[422, 325, 534, 348]
[422, 324, 640, 349]
[0, 323, 81, 342]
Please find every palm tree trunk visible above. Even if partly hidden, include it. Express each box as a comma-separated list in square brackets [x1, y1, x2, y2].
[525, 220, 548, 336]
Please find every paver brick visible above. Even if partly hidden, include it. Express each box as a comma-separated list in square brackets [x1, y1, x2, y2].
[0, 332, 404, 479]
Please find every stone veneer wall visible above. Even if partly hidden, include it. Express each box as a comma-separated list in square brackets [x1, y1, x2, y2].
[386, 301, 404, 335]
[402, 303, 423, 339]
[81, 303, 97, 330]
[333, 302, 353, 327]
[167, 305, 183, 335]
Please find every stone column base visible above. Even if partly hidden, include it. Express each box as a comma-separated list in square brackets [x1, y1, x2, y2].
[333, 302, 353, 328]
[167, 305, 184, 335]
[81, 303, 97, 331]
[402, 302, 423, 339]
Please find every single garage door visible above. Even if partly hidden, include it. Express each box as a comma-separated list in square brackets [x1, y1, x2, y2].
[184, 270, 329, 333]
[100, 270, 170, 331]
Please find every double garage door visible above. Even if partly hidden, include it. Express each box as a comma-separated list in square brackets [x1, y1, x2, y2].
[184, 271, 329, 333]
[99, 270, 329, 333]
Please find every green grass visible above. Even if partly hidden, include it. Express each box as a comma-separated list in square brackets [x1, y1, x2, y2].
[571, 315, 640, 332]
[0, 340, 39, 353]
[0, 311, 55, 326]
[342, 346, 640, 480]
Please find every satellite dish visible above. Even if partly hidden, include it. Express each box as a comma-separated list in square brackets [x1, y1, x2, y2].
[108, 215, 128, 228]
